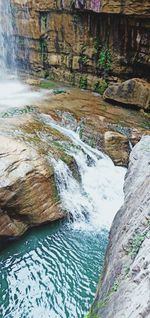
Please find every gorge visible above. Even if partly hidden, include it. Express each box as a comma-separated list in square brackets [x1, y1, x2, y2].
[0, 1, 150, 318]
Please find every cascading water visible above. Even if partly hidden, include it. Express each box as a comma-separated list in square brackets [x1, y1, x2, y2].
[0, 113, 126, 318]
[0, 3, 126, 314]
[0, 0, 16, 76]
[41, 114, 126, 230]
[0, 0, 47, 111]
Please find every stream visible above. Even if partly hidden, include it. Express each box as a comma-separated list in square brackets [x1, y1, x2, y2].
[0, 107, 126, 318]
[0, 2, 126, 315]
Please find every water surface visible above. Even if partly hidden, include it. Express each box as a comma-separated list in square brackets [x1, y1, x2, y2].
[0, 221, 108, 318]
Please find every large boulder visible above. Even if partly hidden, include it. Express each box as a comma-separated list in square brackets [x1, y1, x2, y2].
[0, 114, 75, 243]
[104, 78, 150, 110]
[89, 135, 150, 318]
[0, 134, 64, 239]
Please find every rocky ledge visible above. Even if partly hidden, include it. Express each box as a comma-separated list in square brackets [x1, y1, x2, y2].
[88, 136, 150, 318]
[0, 113, 75, 244]
[0, 85, 149, 247]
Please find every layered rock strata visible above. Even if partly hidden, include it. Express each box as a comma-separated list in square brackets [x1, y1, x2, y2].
[3, 0, 149, 86]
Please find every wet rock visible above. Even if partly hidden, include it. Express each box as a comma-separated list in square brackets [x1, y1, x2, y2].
[0, 134, 64, 240]
[0, 114, 78, 242]
[104, 79, 150, 110]
[104, 131, 129, 166]
[89, 136, 150, 318]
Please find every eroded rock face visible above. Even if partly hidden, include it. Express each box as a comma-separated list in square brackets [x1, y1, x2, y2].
[102, 0, 150, 15]
[3, 0, 149, 85]
[103, 78, 150, 110]
[89, 136, 150, 318]
[0, 114, 75, 241]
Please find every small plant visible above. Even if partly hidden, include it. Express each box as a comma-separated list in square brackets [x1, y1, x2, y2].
[93, 80, 108, 95]
[93, 38, 102, 61]
[44, 70, 50, 79]
[79, 44, 89, 70]
[40, 14, 47, 33]
[98, 47, 112, 71]
[129, 231, 147, 257]
[79, 76, 88, 90]
[39, 39, 47, 55]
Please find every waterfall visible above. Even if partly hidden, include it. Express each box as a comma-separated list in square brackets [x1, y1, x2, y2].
[40, 114, 126, 230]
[0, 0, 16, 76]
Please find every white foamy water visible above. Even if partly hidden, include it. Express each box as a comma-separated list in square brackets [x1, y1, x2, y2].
[0, 0, 16, 73]
[40, 114, 126, 230]
[0, 78, 48, 110]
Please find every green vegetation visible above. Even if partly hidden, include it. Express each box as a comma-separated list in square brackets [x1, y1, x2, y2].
[79, 44, 89, 68]
[129, 232, 147, 257]
[40, 80, 58, 89]
[98, 47, 112, 71]
[129, 219, 150, 257]
[93, 80, 108, 95]
[0, 106, 34, 118]
[84, 280, 119, 318]
[73, 14, 81, 25]
[44, 70, 50, 79]
[93, 38, 112, 73]
[84, 314, 98, 318]
[40, 14, 47, 32]
[39, 38, 48, 65]
[79, 76, 88, 89]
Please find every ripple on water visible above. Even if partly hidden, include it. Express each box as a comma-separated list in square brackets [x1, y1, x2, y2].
[0, 221, 108, 318]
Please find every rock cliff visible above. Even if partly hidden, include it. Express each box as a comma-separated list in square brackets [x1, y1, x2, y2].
[88, 135, 150, 318]
[4, 0, 149, 87]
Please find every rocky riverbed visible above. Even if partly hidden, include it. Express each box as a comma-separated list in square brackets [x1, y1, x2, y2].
[0, 81, 150, 242]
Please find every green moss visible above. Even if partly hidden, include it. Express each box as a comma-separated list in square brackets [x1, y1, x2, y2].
[89, 280, 119, 317]
[40, 81, 56, 89]
[84, 314, 98, 318]
[51, 178, 60, 204]
[129, 230, 149, 257]
[79, 76, 88, 90]
[0, 106, 34, 118]
[93, 80, 108, 95]
[40, 81, 58, 89]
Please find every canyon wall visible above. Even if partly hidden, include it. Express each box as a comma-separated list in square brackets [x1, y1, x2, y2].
[89, 135, 150, 318]
[6, 0, 150, 87]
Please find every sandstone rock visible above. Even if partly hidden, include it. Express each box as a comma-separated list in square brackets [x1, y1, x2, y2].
[102, 0, 150, 16]
[104, 131, 129, 166]
[90, 136, 150, 318]
[3, 0, 149, 86]
[104, 78, 150, 110]
[0, 86, 149, 242]
[0, 134, 64, 240]
[0, 113, 78, 241]
[25, 78, 41, 86]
